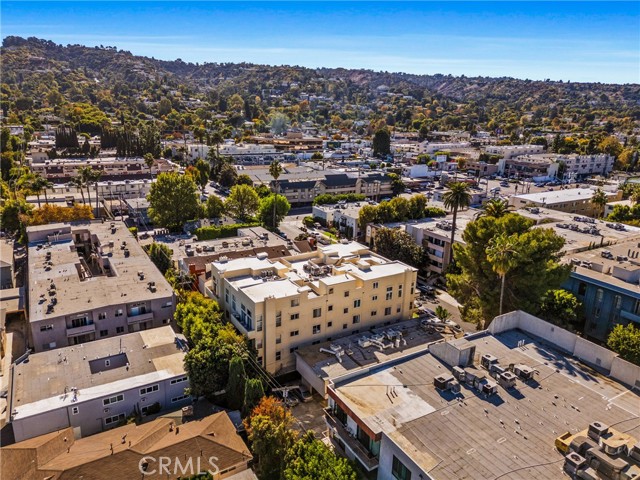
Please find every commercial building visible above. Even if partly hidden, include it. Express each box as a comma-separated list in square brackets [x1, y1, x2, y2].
[563, 240, 640, 342]
[325, 310, 640, 479]
[509, 188, 621, 217]
[204, 242, 417, 374]
[26, 221, 176, 352]
[8, 326, 190, 442]
[1, 411, 255, 480]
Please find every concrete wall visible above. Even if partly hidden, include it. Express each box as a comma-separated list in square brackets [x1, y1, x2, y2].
[489, 310, 640, 389]
[378, 433, 430, 480]
[295, 353, 328, 397]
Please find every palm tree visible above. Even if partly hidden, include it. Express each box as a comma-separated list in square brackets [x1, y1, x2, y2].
[29, 174, 52, 208]
[486, 233, 520, 318]
[269, 159, 283, 229]
[144, 153, 155, 180]
[590, 188, 608, 218]
[442, 182, 471, 262]
[434, 306, 452, 321]
[476, 198, 512, 219]
[70, 176, 86, 204]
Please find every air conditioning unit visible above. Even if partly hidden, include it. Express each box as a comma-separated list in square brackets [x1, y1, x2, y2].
[103, 408, 110, 413]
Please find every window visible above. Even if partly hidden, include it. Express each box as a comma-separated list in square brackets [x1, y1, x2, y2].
[392, 456, 412, 480]
[328, 305, 333, 312]
[171, 394, 189, 403]
[105, 413, 126, 426]
[276, 334, 282, 344]
[290, 313, 300, 321]
[115, 309, 123, 317]
[343, 308, 349, 314]
[313, 308, 322, 318]
[385, 307, 392, 316]
[386, 292, 393, 301]
[328, 321, 333, 327]
[371, 310, 377, 316]
[353, 300, 361, 308]
[398, 285, 403, 298]
[352, 315, 360, 324]
[100, 329, 108, 337]
[170, 376, 188, 385]
[116, 326, 124, 334]
[373, 282, 379, 289]
[291, 299, 300, 307]
[343, 323, 348, 329]
[372, 295, 378, 301]
[344, 291, 350, 297]
[140, 385, 159, 395]
[276, 351, 281, 361]
[43, 342, 56, 350]
[397, 306, 401, 313]
[290, 330, 299, 337]
[578, 282, 587, 296]
[595, 289, 604, 303]
[162, 301, 173, 308]
[72, 406, 79, 415]
[276, 312, 282, 327]
[313, 325, 321, 334]
[328, 288, 334, 294]
[98, 312, 107, 320]
[103, 394, 124, 406]
[387, 286, 393, 293]
[40, 324, 53, 331]
[162, 318, 170, 325]
[614, 295, 622, 310]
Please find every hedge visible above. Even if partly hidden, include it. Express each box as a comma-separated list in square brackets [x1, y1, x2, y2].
[194, 223, 259, 241]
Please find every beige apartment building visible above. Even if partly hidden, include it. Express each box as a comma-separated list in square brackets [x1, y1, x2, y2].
[27, 221, 176, 352]
[204, 242, 417, 374]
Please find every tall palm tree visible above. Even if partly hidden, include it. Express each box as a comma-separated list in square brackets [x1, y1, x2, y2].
[476, 198, 512, 219]
[269, 159, 283, 229]
[486, 233, 520, 318]
[70, 176, 86, 205]
[590, 188, 608, 218]
[442, 182, 471, 262]
[30, 174, 53, 207]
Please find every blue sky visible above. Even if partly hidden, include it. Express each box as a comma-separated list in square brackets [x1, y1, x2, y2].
[2, 2, 639, 84]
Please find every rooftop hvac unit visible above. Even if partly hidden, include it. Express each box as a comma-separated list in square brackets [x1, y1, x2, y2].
[481, 354, 498, 370]
[434, 374, 454, 391]
[588, 421, 609, 441]
[452, 366, 466, 382]
[512, 364, 534, 381]
[564, 452, 587, 476]
[480, 379, 498, 396]
[498, 371, 517, 389]
[489, 363, 507, 379]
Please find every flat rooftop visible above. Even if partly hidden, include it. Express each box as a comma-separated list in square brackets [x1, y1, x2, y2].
[331, 330, 640, 479]
[512, 188, 608, 204]
[569, 241, 640, 294]
[27, 221, 174, 322]
[11, 326, 187, 419]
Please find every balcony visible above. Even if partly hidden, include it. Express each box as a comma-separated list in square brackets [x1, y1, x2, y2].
[66, 323, 96, 337]
[621, 310, 640, 323]
[324, 410, 379, 471]
[231, 310, 253, 333]
[127, 311, 154, 324]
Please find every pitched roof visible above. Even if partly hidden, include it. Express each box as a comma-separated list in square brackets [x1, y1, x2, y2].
[1, 412, 252, 480]
[322, 174, 357, 187]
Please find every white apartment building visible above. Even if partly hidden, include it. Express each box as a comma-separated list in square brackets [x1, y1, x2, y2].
[558, 153, 614, 178]
[204, 243, 417, 374]
[312, 203, 364, 240]
[485, 144, 545, 160]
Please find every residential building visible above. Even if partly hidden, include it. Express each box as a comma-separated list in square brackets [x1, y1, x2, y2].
[563, 240, 640, 342]
[29, 157, 176, 181]
[8, 326, 190, 442]
[312, 203, 364, 240]
[558, 153, 615, 179]
[204, 242, 417, 374]
[485, 144, 545, 159]
[1, 411, 255, 480]
[464, 160, 499, 177]
[509, 188, 621, 217]
[604, 198, 632, 218]
[499, 154, 559, 179]
[325, 310, 640, 479]
[26, 221, 176, 352]
[0, 239, 14, 290]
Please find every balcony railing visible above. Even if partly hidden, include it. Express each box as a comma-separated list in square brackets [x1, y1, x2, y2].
[66, 323, 96, 337]
[127, 311, 154, 324]
[324, 410, 379, 471]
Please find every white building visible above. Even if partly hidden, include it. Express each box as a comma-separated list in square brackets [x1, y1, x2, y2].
[312, 203, 365, 240]
[204, 243, 417, 374]
[485, 144, 545, 160]
[9, 326, 190, 442]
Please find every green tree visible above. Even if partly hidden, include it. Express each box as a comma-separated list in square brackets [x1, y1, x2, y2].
[478, 198, 512, 219]
[226, 356, 246, 411]
[194, 157, 211, 193]
[442, 182, 471, 261]
[284, 431, 357, 480]
[590, 188, 608, 218]
[243, 378, 265, 416]
[598, 136, 623, 158]
[29, 174, 53, 208]
[219, 162, 238, 187]
[358, 204, 378, 231]
[486, 233, 520, 317]
[255, 184, 271, 198]
[409, 194, 428, 218]
[146, 242, 173, 275]
[389, 196, 410, 220]
[144, 153, 155, 180]
[268, 112, 290, 135]
[373, 227, 424, 269]
[259, 194, 291, 230]
[539, 289, 582, 327]
[244, 396, 297, 480]
[447, 213, 569, 327]
[389, 173, 406, 196]
[435, 306, 451, 321]
[269, 160, 283, 229]
[225, 184, 260, 222]
[205, 195, 225, 218]
[147, 172, 200, 231]
[372, 128, 391, 157]
[236, 174, 254, 186]
[607, 323, 640, 366]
